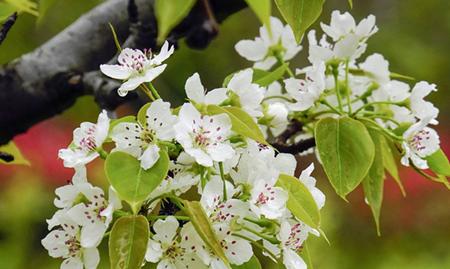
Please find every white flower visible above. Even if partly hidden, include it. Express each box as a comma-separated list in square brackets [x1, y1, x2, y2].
[111, 99, 177, 169]
[409, 81, 439, 124]
[359, 53, 390, 84]
[307, 31, 367, 63]
[320, 10, 378, 41]
[185, 73, 228, 105]
[100, 42, 174, 96]
[284, 62, 326, 111]
[371, 80, 410, 103]
[401, 118, 440, 169]
[58, 110, 110, 168]
[226, 69, 264, 117]
[145, 217, 207, 269]
[249, 178, 288, 219]
[66, 186, 122, 248]
[42, 215, 100, 269]
[175, 103, 235, 167]
[200, 176, 249, 224]
[263, 102, 289, 136]
[235, 16, 302, 70]
[298, 163, 325, 209]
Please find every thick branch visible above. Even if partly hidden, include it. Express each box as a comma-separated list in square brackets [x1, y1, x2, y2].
[0, 0, 246, 145]
[272, 120, 316, 155]
[0, 12, 17, 46]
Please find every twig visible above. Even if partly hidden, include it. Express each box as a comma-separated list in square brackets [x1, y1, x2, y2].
[0, 12, 18, 46]
[272, 137, 316, 155]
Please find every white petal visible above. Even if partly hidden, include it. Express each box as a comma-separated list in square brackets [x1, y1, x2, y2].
[153, 216, 179, 244]
[204, 88, 228, 105]
[185, 72, 206, 103]
[227, 69, 253, 90]
[145, 240, 163, 262]
[100, 64, 132, 80]
[225, 237, 253, 265]
[80, 222, 106, 248]
[207, 143, 235, 163]
[234, 38, 267, 61]
[83, 248, 100, 269]
[61, 257, 83, 269]
[117, 76, 146, 96]
[94, 110, 110, 146]
[152, 41, 175, 65]
[139, 144, 161, 170]
[283, 248, 307, 269]
[143, 64, 167, 82]
[186, 148, 213, 167]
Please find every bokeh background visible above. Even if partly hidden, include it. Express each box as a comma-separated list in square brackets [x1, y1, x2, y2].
[0, 0, 449, 268]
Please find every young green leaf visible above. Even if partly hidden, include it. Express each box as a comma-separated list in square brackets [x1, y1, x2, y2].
[232, 255, 262, 269]
[315, 117, 375, 198]
[105, 150, 169, 211]
[425, 149, 450, 177]
[137, 103, 152, 126]
[380, 137, 405, 196]
[0, 141, 30, 166]
[0, 3, 16, 21]
[244, 0, 271, 29]
[206, 105, 268, 145]
[155, 0, 197, 44]
[182, 200, 231, 268]
[274, 0, 325, 42]
[276, 173, 321, 228]
[362, 128, 385, 235]
[109, 215, 149, 269]
[253, 64, 288, 86]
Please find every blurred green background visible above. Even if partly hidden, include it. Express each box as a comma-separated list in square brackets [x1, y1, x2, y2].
[0, 0, 449, 268]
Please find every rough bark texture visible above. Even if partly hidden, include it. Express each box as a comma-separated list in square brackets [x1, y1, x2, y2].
[0, 0, 246, 145]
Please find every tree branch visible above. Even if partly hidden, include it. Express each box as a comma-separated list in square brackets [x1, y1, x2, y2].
[0, 0, 247, 145]
[271, 120, 316, 155]
[0, 12, 17, 46]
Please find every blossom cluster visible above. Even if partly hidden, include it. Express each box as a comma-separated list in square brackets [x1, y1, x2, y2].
[42, 10, 445, 269]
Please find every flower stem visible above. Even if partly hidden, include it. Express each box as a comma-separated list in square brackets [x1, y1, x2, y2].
[274, 51, 295, 77]
[148, 83, 161, 99]
[139, 84, 155, 101]
[241, 225, 280, 244]
[352, 101, 403, 116]
[232, 233, 279, 261]
[147, 215, 190, 221]
[345, 60, 352, 114]
[320, 100, 343, 115]
[219, 162, 227, 201]
[332, 67, 344, 112]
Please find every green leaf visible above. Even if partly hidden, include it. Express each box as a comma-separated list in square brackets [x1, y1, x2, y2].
[4, 0, 38, 16]
[182, 200, 230, 268]
[276, 173, 320, 228]
[425, 149, 450, 177]
[0, 3, 16, 21]
[37, 0, 57, 23]
[0, 142, 30, 166]
[137, 103, 152, 126]
[380, 137, 405, 196]
[253, 64, 288, 86]
[206, 105, 268, 145]
[274, 0, 325, 42]
[232, 255, 262, 269]
[109, 215, 149, 269]
[244, 0, 271, 28]
[315, 117, 375, 198]
[155, 0, 197, 44]
[348, 0, 353, 9]
[362, 128, 385, 235]
[105, 151, 169, 211]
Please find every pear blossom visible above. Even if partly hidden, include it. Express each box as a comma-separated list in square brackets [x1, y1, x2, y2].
[175, 103, 235, 167]
[58, 110, 110, 168]
[235, 16, 302, 70]
[42, 215, 100, 269]
[320, 10, 378, 41]
[185, 73, 228, 105]
[100, 41, 174, 96]
[298, 163, 325, 209]
[111, 99, 177, 169]
[284, 62, 326, 111]
[401, 118, 440, 169]
[226, 69, 264, 117]
[409, 81, 439, 124]
[262, 102, 289, 136]
[66, 186, 121, 248]
[145, 217, 206, 269]
[359, 53, 390, 84]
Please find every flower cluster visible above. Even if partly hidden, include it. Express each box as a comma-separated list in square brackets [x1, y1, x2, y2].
[43, 10, 446, 269]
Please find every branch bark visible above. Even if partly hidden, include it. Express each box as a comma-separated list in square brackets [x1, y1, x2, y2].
[0, 0, 246, 145]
